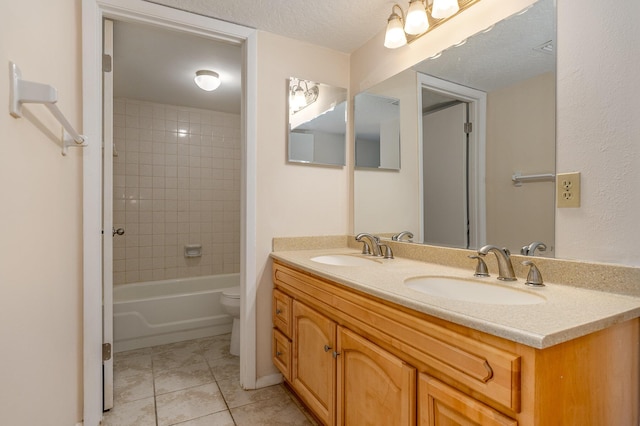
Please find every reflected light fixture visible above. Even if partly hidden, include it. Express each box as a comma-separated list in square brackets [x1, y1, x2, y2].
[194, 70, 221, 91]
[289, 78, 320, 113]
[384, 0, 468, 49]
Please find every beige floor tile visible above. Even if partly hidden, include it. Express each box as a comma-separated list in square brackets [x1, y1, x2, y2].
[218, 380, 288, 409]
[156, 382, 228, 426]
[153, 339, 203, 355]
[173, 410, 235, 426]
[102, 397, 156, 426]
[231, 395, 313, 426]
[111, 336, 315, 426]
[115, 346, 154, 359]
[114, 354, 153, 379]
[154, 361, 215, 395]
[153, 347, 207, 372]
[199, 334, 232, 360]
[114, 370, 154, 404]
[207, 354, 240, 382]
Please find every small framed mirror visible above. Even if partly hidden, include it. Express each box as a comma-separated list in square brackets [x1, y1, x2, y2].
[354, 92, 401, 170]
[287, 77, 347, 167]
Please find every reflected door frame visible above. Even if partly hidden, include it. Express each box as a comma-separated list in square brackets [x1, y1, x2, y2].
[417, 73, 486, 249]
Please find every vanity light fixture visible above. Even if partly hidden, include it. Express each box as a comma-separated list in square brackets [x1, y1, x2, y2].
[405, 0, 430, 35]
[384, 0, 478, 49]
[194, 70, 221, 91]
[384, 5, 407, 48]
[431, 0, 460, 19]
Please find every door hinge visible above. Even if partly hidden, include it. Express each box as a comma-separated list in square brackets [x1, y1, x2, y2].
[103, 343, 112, 361]
[102, 54, 112, 72]
[464, 122, 473, 134]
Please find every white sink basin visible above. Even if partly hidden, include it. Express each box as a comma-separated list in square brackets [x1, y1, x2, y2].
[405, 276, 545, 305]
[310, 254, 379, 267]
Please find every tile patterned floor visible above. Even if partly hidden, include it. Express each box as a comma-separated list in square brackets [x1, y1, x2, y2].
[103, 334, 317, 426]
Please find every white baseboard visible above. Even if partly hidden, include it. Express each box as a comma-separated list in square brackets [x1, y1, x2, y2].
[254, 372, 283, 389]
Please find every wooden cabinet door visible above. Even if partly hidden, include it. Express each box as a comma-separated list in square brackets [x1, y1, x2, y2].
[292, 301, 336, 425]
[336, 326, 416, 426]
[418, 374, 517, 426]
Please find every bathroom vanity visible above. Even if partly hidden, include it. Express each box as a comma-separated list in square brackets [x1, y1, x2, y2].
[270, 247, 640, 426]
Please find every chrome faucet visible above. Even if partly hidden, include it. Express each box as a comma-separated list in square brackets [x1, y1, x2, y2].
[355, 233, 382, 257]
[392, 231, 414, 242]
[478, 245, 516, 281]
[520, 241, 547, 256]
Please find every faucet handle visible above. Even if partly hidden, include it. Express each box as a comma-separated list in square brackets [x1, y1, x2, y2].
[468, 255, 489, 277]
[522, 260, 545, 287]
[380, 244, 394, 259]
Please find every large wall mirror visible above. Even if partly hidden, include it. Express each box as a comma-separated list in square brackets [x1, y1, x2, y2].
[354, 0, 556, 256]
[288, 77, 348, 166]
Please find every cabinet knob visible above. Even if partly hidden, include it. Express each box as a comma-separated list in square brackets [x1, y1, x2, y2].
[323, 345, 332, 352]
[332, 351, 341, 359]
[276, 308, 282, 314]
[276, 351, 282, 357]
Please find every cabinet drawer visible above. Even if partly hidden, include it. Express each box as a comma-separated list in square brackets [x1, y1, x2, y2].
[273, 288, 292, 337]
[272, 328, 292, 381]
[419, 374, 517, 426]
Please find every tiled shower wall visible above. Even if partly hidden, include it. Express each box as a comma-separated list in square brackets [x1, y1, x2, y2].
[113, 98, 241, 285]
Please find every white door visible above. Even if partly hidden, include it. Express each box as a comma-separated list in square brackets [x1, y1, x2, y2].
[423, 102, 468, 248]
[102, 18, 115, 411]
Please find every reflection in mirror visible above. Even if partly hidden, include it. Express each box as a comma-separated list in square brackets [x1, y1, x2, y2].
[354, 0, 556, 256]
[288, 78, 347, 166]
[354, 93, 401, 170]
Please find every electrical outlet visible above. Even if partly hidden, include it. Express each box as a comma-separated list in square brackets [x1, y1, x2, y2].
[557, 172, 581, 208]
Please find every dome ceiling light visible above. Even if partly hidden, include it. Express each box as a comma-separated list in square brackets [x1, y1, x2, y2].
[194, 70, 221, 91]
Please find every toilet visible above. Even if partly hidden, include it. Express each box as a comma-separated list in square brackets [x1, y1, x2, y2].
[220, 286, 240, 356]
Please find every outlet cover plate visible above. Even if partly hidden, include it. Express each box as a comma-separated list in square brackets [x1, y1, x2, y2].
[557, 172, 581, 208]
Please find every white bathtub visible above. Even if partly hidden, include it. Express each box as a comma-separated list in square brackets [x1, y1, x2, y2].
[113, 273, 238, 352]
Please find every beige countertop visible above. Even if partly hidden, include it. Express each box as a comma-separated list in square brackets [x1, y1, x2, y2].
[271, 247, 640, 349]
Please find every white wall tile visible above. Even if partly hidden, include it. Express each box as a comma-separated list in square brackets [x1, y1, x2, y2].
[114, 98, 240, 284]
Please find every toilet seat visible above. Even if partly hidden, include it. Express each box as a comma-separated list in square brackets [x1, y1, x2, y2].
[222, 286, 240, 299]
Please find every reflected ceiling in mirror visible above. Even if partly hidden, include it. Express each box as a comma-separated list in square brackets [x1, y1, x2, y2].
[413, 0, 555, 92]
[288, 77, 347, 167]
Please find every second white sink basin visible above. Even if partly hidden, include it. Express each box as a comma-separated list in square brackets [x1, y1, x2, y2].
[311, 254, 379, 267]
[405, 276, 545, 305]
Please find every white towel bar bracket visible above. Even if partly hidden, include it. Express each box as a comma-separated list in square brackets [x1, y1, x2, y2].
[9, 61, 87, 156]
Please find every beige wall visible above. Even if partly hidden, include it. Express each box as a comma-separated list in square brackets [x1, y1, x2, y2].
[486, 72, 555, 254]
[0, 0, 83, 425]
[113, 98, 241, 285]
[556, 0, 640, 266]
[255, 32, 350, 378]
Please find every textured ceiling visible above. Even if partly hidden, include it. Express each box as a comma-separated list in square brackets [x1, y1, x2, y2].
[146, 0, 392, 53]
[117, 0, 554, 113]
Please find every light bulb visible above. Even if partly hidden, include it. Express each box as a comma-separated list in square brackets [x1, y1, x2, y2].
[384, 12, 407, 49]
[194, 70, 221, 91]
[292, 86, 306, 110]
[405, 0, 429, 35]
[431, 0, 460, 19]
